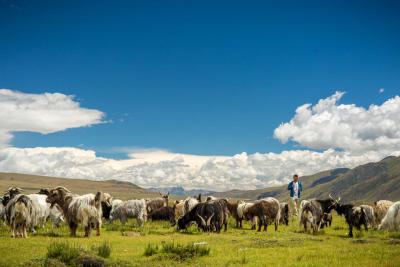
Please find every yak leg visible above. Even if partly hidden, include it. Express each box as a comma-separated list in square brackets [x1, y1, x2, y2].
[348, 225, 353, 237]
[258, 214, 264, 232]
[84, 219, 93, 237]
[120, 216, 127, 225]
[96, 220, 101, 236]
[69, 222, 77, 237]
[23, 225, 28, 238]
[84, 225, 91, 237]
[263, 217, 268, 231]
[224, 216, 228, 232]
[11, 222, 16, 238]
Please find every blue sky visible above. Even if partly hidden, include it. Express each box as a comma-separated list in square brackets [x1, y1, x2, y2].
[0, 1, 399, 190]
[1, 0, 399, 157]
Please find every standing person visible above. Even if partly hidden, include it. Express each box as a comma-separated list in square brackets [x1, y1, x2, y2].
[287, 174, 302, 216]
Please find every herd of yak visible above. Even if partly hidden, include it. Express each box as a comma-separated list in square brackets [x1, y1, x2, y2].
[0, 186, 399, 238]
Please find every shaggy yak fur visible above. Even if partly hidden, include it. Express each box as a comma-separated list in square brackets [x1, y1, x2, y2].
[237, 201, 257, 229]
[374, 200, 393, 227]
[109, 199, 147, 227]
[5, 194, 35, 238]
[148, 206, 175, 224]
[146, 192, 169, 213]
[279, 202, 290, 225]
[46, 187, 103, 237]
[244, 197, 280, 232]
[333, 204, 368, 237]
[379, 201, 400, 231]
[322, 212, 332, 228]
[360, 204, 375, 229]
[300, 198, 336, 234]
[226, 200, 241, 228]
[177, 201, 226, 232]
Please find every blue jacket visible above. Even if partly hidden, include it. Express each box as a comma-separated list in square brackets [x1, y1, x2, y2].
[287, 181, 302, 198]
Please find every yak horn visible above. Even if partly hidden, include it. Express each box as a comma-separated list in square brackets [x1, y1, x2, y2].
[197, 213, 206, 226]
[55, 186, 71, 193]
[206, 213, 214, 226]
[6, 187, 23, 192]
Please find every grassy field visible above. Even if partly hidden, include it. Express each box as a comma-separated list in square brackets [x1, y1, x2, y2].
[0, 213, 399, 267]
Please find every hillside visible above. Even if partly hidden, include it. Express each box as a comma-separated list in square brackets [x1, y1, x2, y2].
[0, 172, 160, 200]
[214, 156, 400, 203]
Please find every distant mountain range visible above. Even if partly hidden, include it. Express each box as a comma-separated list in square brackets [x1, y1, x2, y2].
[147, 186, 215, 197]
[213, 155, 400, 203]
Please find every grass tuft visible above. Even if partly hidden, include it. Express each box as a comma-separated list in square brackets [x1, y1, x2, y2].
[161, 241, 210, 261]
[143, 241, 210, 261]
[46, 241, 81, 266]
[144, 243, 159, 256]
[389, 232, 400, 239]
[92, 241, 112, 258]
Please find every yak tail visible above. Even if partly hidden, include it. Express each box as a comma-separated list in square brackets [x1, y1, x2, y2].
[276, 204, 281, 224]
[360, 207, 368, 230]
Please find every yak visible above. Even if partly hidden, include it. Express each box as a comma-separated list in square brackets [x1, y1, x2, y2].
[177, 201, 226, 232]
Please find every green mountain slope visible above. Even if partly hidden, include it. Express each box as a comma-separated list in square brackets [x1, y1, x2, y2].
[214, 156, 400, 203]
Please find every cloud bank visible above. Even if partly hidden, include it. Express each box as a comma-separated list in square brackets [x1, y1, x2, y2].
[0, 147, 392, 191]
[0, 90, 400, 191]
[0, 89, 104, 147]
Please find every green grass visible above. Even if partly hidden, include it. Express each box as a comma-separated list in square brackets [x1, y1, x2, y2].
[92, 240, 112, 258]
[0, 214, 399, 267]
[46, 241, 81, 265]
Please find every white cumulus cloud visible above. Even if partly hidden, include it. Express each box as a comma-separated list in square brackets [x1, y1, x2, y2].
[0, 89, 104, 147]
[274, 91, 400, 155]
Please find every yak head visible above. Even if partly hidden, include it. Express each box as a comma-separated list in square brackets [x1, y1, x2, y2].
[196, 212, 214, 231]
[5, 187, 23, 199]
[1, 195, 9, 206]
[177, 214, 189, 230]
[46, 186, 71, 208]
[352, 207, 367, 229]
[328, 193, 341, 209]
[159, 192, 169, 206]
[37, 188, 50, 195]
